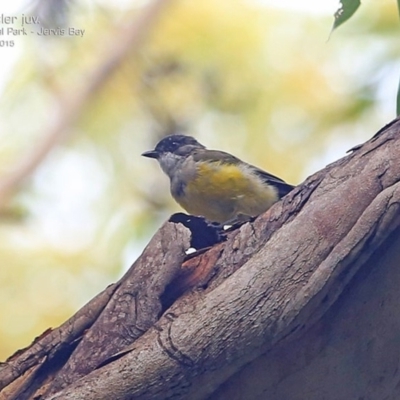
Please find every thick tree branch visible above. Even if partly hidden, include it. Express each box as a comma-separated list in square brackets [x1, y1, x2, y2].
[1, 117, 400, 400]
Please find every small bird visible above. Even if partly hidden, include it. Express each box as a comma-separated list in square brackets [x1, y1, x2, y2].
[142, 135, 294, 224]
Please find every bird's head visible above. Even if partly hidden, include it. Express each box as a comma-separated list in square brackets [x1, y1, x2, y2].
[142, 135, 205, 178]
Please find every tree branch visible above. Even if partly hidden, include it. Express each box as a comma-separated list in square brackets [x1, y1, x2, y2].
[0, 0, 171, 208]
[1, 117, 400, 400]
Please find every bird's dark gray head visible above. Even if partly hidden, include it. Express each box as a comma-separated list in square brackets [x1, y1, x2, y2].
[142, 135, 204, 159]
[142, 135, 205, 179]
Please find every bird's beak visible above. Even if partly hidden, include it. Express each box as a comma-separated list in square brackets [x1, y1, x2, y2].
[141, 150, 159, 159]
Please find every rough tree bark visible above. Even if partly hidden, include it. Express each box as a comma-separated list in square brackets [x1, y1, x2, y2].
[1, 117, 400, 400]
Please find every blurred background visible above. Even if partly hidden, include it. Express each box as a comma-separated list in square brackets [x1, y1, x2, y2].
[0, 0, 398, 359]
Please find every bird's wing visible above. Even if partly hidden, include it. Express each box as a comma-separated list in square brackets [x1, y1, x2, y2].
[192, 149, 241, 165]
[192, 149, 295, 198]
[252, 168, 294, 197]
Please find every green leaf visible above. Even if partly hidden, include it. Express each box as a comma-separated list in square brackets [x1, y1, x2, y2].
[398, 0, 400, 18]
[332, 0, 361, 31]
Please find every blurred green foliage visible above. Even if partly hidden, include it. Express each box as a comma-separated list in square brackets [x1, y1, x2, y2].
[332, 0, 361, 31]
[0, 0, 398, 359]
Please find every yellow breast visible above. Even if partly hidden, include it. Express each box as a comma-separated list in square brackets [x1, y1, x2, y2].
[173, 161, 279, 223]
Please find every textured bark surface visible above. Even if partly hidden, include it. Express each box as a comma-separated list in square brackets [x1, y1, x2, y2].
[1, 118, 400, 400]
[210, 230, 400, 400]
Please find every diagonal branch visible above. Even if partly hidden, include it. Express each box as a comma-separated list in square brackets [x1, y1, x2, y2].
[1, 117, 400, 400]
[0, 0, 171, 208]
[47, 118, 400, 400]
